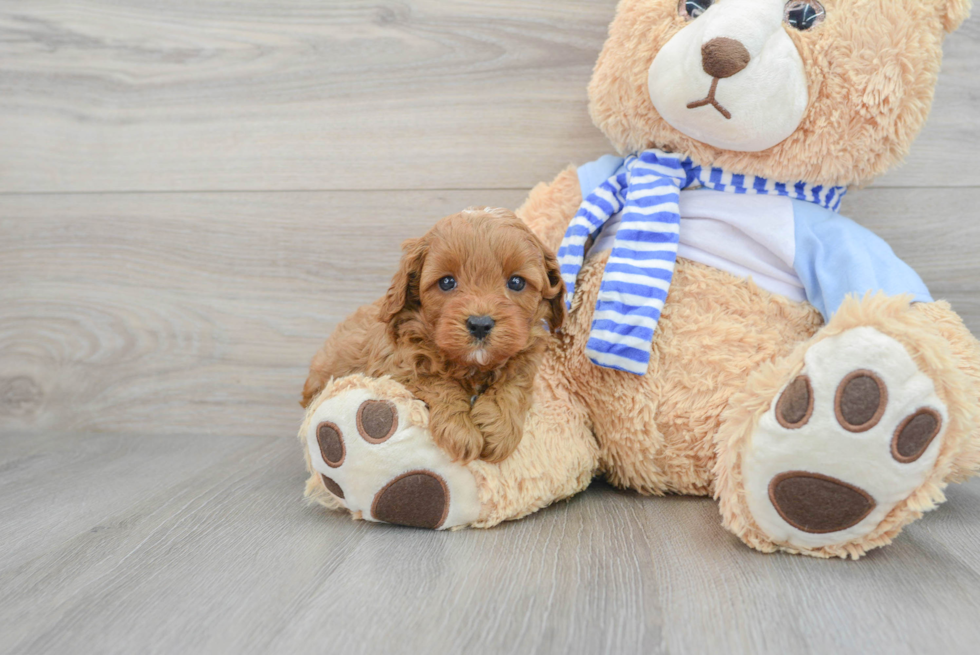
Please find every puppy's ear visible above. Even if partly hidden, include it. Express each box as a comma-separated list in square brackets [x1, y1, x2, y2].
[534, 234, 566, 333]
[379, 236, 428, 337]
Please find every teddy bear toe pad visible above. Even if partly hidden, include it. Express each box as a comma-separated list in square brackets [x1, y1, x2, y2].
[305, 384, 481, 530]
[744, 327, 948, 549]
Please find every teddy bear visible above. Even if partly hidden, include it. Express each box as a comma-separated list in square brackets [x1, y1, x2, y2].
[298, 0, 979, 559]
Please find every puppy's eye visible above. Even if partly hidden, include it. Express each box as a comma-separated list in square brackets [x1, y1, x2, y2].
[507, 276, 526, 292]
[784, 0, 825, 30]
[679, 0, 714, 20]
[438, 276, 457, 292]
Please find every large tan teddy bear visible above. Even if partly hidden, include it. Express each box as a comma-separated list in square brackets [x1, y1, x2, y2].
[299, 0, 980, 558]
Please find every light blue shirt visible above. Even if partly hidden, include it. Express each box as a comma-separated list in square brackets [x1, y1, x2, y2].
[577, 157, 932, 320]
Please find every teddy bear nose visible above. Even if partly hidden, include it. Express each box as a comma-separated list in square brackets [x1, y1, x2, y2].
[467, 315, 495, 340]
[701, 37, 751, 79]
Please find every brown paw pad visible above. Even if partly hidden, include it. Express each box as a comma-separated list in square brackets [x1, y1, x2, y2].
[371, 471, 449, 529]
[835, 370, 888, 433]
[317, 422, 345, 468]
[892, 409, 943, 464]
[321, 475, 345, 499]
[357, 400, 398, 444]
[776, 375, 814, 429]
[769, 471, 876, 534]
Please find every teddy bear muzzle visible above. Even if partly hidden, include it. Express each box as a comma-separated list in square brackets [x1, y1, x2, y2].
[649, 0, 809, 152]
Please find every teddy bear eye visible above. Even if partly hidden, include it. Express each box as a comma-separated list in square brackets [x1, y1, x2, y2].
[784, 0, 826, 31]
[438, 276, 457, 291]
[507, 276, 527, 292]
[679, 0, 715, 20]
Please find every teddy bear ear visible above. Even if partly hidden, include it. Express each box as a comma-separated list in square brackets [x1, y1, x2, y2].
[942, 0, 971, 33]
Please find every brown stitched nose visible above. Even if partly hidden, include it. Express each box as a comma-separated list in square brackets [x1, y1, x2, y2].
[701, 37, 751, 79]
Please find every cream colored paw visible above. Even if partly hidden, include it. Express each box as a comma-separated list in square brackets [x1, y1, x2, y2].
[302, 376, 481, 530]
[744, 327, 948, 550]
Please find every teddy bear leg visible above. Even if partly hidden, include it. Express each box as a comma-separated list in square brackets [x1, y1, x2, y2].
[300, 374, 481, 529]
[299, 371, 599, 530]
[515, 165, 582, 252]
[910, 300, 980, 482]
[714, 294, 980, 559]
[468, 365, 600, 528]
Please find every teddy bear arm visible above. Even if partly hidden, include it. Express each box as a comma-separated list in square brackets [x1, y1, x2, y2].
[515, 165, 583, 252]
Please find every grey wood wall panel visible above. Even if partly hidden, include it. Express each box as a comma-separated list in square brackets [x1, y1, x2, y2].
[2, 431, 978, 655]
[0, 189, 528, 438]
[0, 187, 976, 439]
[0, 1, 977, 194]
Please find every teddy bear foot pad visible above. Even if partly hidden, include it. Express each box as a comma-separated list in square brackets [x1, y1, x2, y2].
[743, 327, 948, 550]
[304, 380, 481, 530]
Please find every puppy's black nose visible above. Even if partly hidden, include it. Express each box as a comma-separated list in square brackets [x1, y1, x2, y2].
[467, 315, 495, 340]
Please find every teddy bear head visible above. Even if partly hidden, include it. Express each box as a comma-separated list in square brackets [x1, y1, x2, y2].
[588, 0, 970, 187]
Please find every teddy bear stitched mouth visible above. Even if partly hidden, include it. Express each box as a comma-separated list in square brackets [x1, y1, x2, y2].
[684, 37, 750, 121]
[686, 78, 732, 120]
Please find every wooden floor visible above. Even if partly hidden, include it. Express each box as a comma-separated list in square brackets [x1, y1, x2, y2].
[3, 432, 980, 654]
[2, 2, 980, 653]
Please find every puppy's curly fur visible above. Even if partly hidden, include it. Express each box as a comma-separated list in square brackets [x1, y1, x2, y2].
[301, 207, 566, 463]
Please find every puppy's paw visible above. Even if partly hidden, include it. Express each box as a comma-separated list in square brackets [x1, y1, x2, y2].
[431, 424, 485, 465]
[301, 376, 482, 530]
[471, 396, 525, 463]
[479, 444, 512, 465]
[479, 431, 521, 463]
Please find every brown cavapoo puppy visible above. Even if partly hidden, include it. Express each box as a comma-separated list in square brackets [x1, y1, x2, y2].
[301, 207, 565, 463]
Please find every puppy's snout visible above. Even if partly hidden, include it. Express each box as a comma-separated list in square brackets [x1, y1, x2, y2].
[466, 315, 495, 340]
[701, 37, 750, 79]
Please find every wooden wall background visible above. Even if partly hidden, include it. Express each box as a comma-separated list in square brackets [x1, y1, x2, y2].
[1, 1, 978, 440]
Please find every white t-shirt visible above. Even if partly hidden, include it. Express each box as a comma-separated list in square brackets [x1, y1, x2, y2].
[587, 189, 807, 302]
[576, 154, 932, 321]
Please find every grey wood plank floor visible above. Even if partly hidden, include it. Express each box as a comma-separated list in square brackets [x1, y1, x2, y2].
[2, 432, 980, 655]
[2, 1, 980, 653]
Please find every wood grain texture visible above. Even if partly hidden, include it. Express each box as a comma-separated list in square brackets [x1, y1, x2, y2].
[0, 189, 527, 438]
[1, 431, 979, 655]
[0, 1, 977, 193]
[0, 431, 271, 571]
[1, 187, 977, 439]
[0, 0, 613, 193]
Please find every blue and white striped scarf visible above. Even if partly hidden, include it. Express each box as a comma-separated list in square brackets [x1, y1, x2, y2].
[558, 149, 846, 375]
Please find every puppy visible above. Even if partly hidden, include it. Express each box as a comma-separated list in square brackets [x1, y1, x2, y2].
[301, 207, 565, 463]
